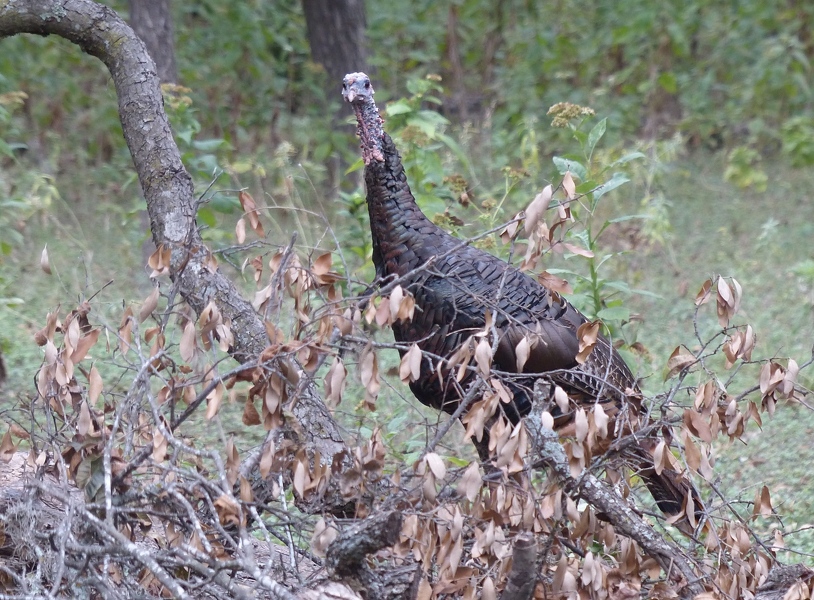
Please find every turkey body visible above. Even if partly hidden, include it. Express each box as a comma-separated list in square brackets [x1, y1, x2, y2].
[343, 72, 699, 522]
[365, 133, 633, 423]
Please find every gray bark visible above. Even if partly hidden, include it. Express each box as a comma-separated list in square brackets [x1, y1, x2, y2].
[129, 0, 177, 84]
[302, 0, 368, 88]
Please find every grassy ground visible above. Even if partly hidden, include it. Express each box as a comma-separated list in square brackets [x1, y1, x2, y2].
[1, 149, 813, 558]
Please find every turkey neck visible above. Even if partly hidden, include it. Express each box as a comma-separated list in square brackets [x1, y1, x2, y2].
[356, 115, 439, 278]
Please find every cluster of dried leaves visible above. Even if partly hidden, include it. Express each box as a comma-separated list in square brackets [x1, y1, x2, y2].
[5, 3, 813, 597]
[4, 183, 814, 600]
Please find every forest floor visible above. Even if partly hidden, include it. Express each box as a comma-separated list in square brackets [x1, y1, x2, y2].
[1, 150, 813, 557]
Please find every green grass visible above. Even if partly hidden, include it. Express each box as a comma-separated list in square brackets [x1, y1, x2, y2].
[2, 150, 814, 559]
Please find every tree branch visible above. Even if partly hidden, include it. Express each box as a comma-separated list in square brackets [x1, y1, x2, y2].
[524, 403, 705, 599]
[499, 532, 538, 600]
[0, 0, 349, 476]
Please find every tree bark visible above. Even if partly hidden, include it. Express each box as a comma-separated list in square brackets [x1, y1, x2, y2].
[302, 0, 368, 88]
[0, 0, 349, 484]
[128, 0, 177, 84]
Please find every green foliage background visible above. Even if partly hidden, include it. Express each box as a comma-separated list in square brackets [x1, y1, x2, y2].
[2, 0, 814, 554]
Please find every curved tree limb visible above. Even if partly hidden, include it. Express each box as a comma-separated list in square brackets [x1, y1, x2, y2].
[0, 0, 349, 472]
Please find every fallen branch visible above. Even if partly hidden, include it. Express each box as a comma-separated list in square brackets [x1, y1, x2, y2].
[524, 402, 706, 599]
[499, 532, 538, 600]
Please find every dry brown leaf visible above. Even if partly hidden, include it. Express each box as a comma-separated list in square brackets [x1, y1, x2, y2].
[152, 428, 167, 463]
[562, 170, 576, 199]
[541, 410, 554, 430]
[311, 518, 339, 558]
[238, 190, 264, 237]
[239, 475, 254, 503]
[695, 278, 712, 306]
[389, 285, 404, 318]
[205, 381, 224, 420]
[180, 320, 196, 363]
[457, 461, 481, 502]
[293, 454, 308, 499]
[138, 287, 160, 323]
[594, 404, 608, 438]
[360, 344, 380, 409]
[524, 184, 553, 236]
[575, 408, 588, 442]
[242, 396, 261, 426]
[652, 439, 667, 476]
[515, 336, 530, 372]
[399, 343, 423, 383]
[71, 329, 100, 364]
[554, 386, 569, 413]
[665, 346, 696, 380]
[415, 578, 432, 600]
[40, 244, 51, 275]
[475, 338, 492, 376]
[88, 364, 103, 405]
[118, 306, 134, 356]
[8, 424, 29, 440]
[499, 216, 521, 244]
[576, 321, 600, 364]
[425, 452, 446, 481]
[753, 485, 773, 517]
[563, 241, 594, 258]
[324, 356, 347, 407]
[447, 535, 463, 578]
[538, 270, 573, 295]
[374, 297, 391, 326]
[683, 409, 713, 443]
[259, 440, 275, 479]
[77, 401, 92, 436]
[235, 217, 246, 244]
[0, 430, 16, 463]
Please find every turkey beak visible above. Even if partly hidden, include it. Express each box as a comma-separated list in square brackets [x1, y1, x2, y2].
[342, 76, 358, 103]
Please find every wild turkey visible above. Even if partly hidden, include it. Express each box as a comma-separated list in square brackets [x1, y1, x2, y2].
[342, 72, 700, 523]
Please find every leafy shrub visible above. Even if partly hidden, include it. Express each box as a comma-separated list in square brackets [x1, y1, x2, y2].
[781, 116, 814, 167]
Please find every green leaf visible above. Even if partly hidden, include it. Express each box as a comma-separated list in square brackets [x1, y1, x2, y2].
[586, 118, 607, 161]
[608, 213, 649, 223]
[613, 152, 646, 166]
[0, 139, 14, 158]
[657, 71, 678, 94]
[604, 280, 662, 299]
[177, 129, 193, 146]
[552, 156, 587, 181]
[545, 267, 592, 283]
[593, 172, 630, 199]
[345, 157, 364, 175]
[597, 306, 630, 322]
[210, 195, 239, 213]
[436, 133, 470, 169]
[446, 456, 470, 468]
[192, 138, 227, 152]
[415, 193, 447, 217]
[230, 161, 253, 174]
[575, 180, 599, 195]
[573, 130, 588, 147]
[385, 99, 413, 116]
[197, 207, 217, 227]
